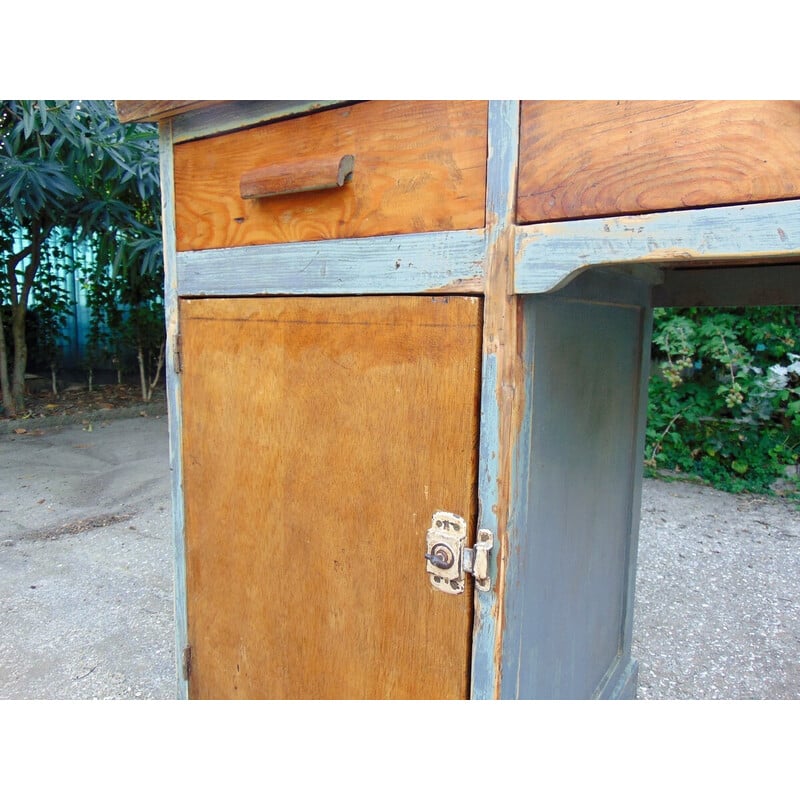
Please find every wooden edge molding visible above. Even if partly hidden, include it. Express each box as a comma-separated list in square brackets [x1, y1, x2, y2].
[115, 101, 221, 124]
[118, 101, 353, 140]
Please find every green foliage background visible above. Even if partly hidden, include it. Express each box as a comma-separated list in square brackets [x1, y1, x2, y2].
[646, 306, 800, 496]
[1, 100, 164, 411]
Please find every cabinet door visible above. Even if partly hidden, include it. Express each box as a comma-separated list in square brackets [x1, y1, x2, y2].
[179, 295, 483, 699]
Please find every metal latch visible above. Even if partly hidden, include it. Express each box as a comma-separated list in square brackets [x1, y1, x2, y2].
[425, 511, 494, 595]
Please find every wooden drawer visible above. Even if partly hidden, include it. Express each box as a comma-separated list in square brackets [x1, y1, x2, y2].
[173, 100, 488, 251]
[517, 101, 800, 223]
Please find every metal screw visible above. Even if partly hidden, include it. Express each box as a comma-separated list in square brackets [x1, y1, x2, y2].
[425, 543, 455, 570]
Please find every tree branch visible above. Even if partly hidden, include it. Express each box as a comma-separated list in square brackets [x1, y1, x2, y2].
[5, 241, 34, 304]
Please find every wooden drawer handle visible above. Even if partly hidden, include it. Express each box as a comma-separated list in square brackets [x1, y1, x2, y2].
[240, 154, 355, 200]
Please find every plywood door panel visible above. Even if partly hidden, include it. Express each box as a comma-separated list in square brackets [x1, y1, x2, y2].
[173, 100, 488, 250]
[180, 295, 482, 699]
[517, 100, 800, 223]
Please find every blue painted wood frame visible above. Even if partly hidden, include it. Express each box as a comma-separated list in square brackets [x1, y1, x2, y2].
[470, 100, 521, 699]
[514, 199, 800, 295]
[499, 271, 653, 698]
[159, 121, 190, 699]
[176, 230, 486, 297]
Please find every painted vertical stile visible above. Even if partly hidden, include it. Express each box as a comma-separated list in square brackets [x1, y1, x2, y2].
[499, 321, 533, 699]
[159, 121, 189, 700]
[470, 100, 521, 700]
[544, 270, 654, 699]
[585, 284, 651, 699]
[472, 353, 501, 699]
[616, 297, 654, 698]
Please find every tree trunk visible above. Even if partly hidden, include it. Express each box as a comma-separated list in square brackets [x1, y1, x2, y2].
[137, 338, 165, 402]
[6, 225, 44, 414]
[10, 303, 27, 413]
[137, 344, 149, 401]
[150, 338, 165, 399]
[0, 311, 13, 417]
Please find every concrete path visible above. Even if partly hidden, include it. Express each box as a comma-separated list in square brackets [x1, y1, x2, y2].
[1, 411, 798, 699]
[0, 413, 175, 699]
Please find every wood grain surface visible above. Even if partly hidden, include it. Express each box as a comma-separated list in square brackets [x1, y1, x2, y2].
[239, 154, 354, 199]
[514, 198, 800, 295]
[175, 230, 487, 297]
[517, 101, 800, 223]
[180, 295, 483, 699]
[115, 101, 219, 123]
[173, 101, 487, 250]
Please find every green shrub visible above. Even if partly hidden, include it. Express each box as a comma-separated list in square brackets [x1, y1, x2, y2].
[646, 306, 800, 496]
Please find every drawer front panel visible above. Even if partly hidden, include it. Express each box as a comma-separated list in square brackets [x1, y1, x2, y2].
[173, 100, 488, 251]
[517, 100, 800, 223]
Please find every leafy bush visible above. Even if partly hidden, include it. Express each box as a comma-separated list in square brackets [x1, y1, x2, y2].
[646, 306, 800, 495]
[28, 233, 73, 393]
[1, 100, 162, 415]
[82, 248, 165, 399]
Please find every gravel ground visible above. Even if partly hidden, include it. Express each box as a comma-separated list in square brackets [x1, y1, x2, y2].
[634, 478, 800, 699]
[1, 412, 798, 700]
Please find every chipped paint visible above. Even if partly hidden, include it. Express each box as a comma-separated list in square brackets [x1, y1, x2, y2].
[515, 199, 800, 295]
[470, 101, 523, 700]
[177, 229, 487, 297]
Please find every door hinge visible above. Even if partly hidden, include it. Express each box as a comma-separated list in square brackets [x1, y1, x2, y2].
[181, 644, 192, 681]
[173, 333, 183, 374]
[424, 511, 494, 595]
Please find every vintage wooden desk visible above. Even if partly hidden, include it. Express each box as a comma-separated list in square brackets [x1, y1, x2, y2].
[117, 100, 800, 699]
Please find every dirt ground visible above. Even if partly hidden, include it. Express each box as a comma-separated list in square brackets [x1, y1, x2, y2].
[2, 383, 166, 428]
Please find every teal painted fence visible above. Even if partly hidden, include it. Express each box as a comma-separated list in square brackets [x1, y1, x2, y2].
[10, 228, 101, 372]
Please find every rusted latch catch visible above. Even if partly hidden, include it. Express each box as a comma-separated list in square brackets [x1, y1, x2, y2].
[425, 511, 494, 595]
